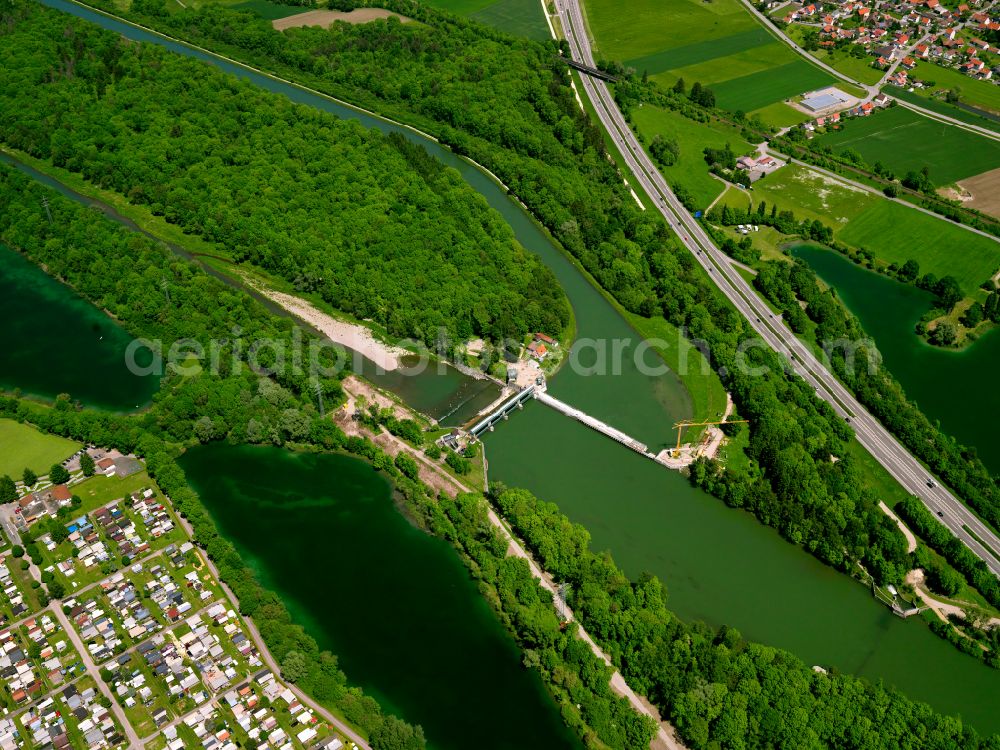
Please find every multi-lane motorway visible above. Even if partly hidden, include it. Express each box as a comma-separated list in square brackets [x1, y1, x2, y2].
[556, 0, 1000, 577]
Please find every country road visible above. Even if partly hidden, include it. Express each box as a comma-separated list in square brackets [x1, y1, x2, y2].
[557, 0, 1000, 577]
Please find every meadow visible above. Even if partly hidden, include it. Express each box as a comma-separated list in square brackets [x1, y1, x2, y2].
[723, 164, 1000, 291]
[910, 61, 1000, 117]
[630, 103, 755, 210]
[585, 0, 833, 125]
[415, 0, 549, 38]
[814, 106, 1000, 186]
[0, 418, 79, 477]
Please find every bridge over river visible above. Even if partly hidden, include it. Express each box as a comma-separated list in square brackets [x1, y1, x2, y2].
[470, 385, 670, 464]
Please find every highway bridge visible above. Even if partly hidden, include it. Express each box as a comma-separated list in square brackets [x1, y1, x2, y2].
[561, 58, 618, 82]
[555, 0, 1000, 576]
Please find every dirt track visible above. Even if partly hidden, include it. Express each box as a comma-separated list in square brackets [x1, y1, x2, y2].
[272, 8, 411, 30]
[956, 166, 1000, 219]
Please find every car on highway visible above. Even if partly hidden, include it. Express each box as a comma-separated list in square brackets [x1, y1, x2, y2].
[927, 479, 937, 488]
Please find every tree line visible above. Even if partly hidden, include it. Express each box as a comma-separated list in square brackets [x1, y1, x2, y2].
[492, 485, 999, 749]
[71, 0, 1000, 666]
[0, 4, 569, 348]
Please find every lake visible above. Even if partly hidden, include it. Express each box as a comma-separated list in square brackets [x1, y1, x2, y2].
[180, 443, 581, 750]
[0, 243, 158, 410]
[792, 242, 1000, 474]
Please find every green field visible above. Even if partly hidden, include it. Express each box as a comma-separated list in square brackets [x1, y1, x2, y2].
[469, 0, 550, 40]
[418, 0, 549, 38]
[725, 164, 1000, 291]
[585, 0, 834, 124]
[72, 470, 156, 515]
[813, 106, 1000, 185]
[631, 103, 755, 209]
[711, 59, 834, 113]
[750, 100, 810, 127]
[0, 419, 79, 478]
[625, 26, 772, 75]
[911, 61, 1000, 117]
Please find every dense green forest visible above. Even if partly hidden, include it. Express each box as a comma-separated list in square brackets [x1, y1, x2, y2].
[12, 0, 985, 612]
[492, 486, 1000, 750]
[3, 162, 996, 748]
[0, 163, 657, 749]
[0, 4, 569, 346]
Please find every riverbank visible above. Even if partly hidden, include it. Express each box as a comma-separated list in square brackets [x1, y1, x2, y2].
[245, 281, 408, 372]
[333, 376, 686, 749]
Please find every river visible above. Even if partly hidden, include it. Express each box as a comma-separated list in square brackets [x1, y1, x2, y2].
[28, 0, 1000, 737]
[483, 400, 1000, 733]
[179, 443, 581, 750]
[792, 242, 1000, 475]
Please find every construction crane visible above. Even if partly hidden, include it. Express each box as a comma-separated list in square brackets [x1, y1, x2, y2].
[673, 418, 748, 456]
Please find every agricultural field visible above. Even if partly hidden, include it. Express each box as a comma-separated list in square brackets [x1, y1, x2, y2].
[956, 167, 1000, 220]
[585, 0, 834, 124]
[813, 105, 1000, 186]
[419, 0, 550, 38]
[0, 419, 78, 478]
[723, 164, 1000, 291]
[630, 103, 756, 210]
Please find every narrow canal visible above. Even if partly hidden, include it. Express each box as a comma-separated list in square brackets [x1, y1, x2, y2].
[28, 0, 1000, 738]
[179, 443, 582, 750]
[793, 242, 1000, 475]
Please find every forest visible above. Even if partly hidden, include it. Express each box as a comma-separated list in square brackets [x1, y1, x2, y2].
[0, 163, 658, 749]
[4, 163, 996, 748]
[21, 0, 1000, 636]
[0, 4, 569, 347]
[493, 485, 1000, 750]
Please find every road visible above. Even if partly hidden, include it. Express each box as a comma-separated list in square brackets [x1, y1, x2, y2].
[557, 0, 1000, 577]
[737, 0, 1000, 141]
[52, 604, 144, 750]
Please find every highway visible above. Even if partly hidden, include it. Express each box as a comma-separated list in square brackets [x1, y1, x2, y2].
[556, 0, 1000, 577]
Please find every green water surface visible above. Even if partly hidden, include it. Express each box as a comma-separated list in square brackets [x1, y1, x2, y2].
[792, 242, 1000, 474]
[0, 243, 158, 410]
[180, 443, 582, 750]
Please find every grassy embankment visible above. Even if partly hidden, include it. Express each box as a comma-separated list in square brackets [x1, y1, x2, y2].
[0, 418, 79, 477]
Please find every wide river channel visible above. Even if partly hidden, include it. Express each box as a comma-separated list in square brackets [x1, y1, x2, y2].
[17, 0, 1000, 737]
